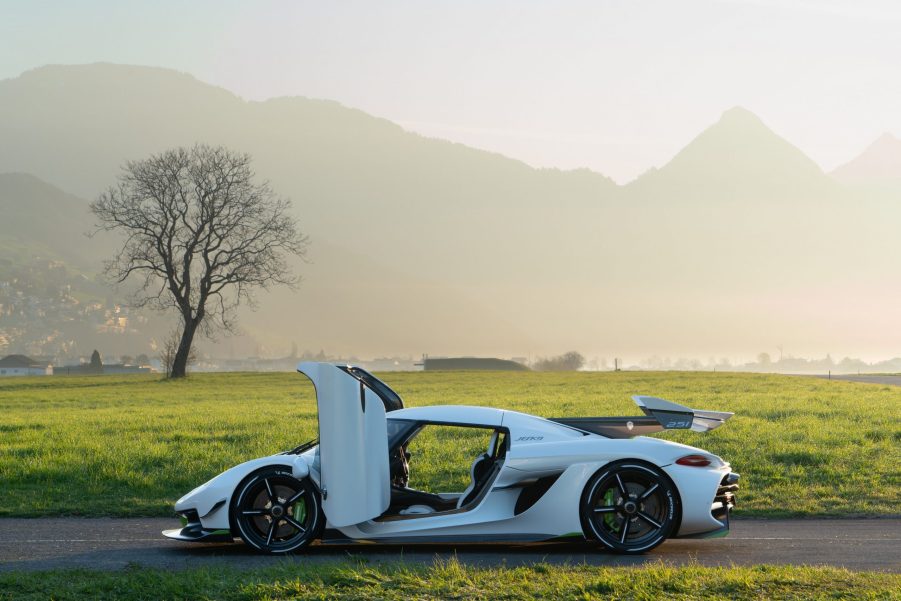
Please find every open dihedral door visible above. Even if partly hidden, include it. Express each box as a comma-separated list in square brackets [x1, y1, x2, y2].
[297, 362, 390, 527]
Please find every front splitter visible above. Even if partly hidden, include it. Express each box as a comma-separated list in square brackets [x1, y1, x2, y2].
[163, 526, 234, 543]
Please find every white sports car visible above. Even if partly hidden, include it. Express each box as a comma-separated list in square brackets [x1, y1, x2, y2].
[163, 362, 739, 554]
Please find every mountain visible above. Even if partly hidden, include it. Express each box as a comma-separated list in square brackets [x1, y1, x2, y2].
[0, 64, 621, 356]
[626, 107, 835, 201]
[0, 172, 102, 266]
[3, 64, 899, 361]
[0, 173, 168, 358]
[0, 63, 618, 281]
[0, 63, 617, 212]
[0, 172, 534, 359]
[831, 133, 901, 185]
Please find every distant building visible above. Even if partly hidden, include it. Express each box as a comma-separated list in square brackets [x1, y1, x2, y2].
[422, 357, 530, 371]
[101, 363, 154, 375]
[53, 362, 155, 376]
[363, 357, 418, 372]
[0, 354, 53, 376]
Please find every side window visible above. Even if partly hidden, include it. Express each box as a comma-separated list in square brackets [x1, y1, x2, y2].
[404, 425, 496, 493]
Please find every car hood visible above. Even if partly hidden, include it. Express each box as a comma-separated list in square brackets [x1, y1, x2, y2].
[175, 454, 289, 517]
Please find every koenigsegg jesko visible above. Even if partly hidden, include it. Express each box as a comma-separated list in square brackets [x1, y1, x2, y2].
[163, 362, 739, 554]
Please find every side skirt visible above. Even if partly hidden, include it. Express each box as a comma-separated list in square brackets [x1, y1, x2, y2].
[318, 528, 586, 545]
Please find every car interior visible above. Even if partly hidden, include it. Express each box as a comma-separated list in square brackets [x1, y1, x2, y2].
[378, 425, 508, 520]
[331, 368, 510, 521]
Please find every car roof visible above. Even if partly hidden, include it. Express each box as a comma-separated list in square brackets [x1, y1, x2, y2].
[388, 405, 505, 427]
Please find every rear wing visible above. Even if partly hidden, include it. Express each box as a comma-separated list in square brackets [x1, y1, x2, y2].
[549, 395, 733, 439]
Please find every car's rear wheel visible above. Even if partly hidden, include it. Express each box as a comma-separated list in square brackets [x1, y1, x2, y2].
[231, 466, 322, 554]
[580, 461, 678, 554]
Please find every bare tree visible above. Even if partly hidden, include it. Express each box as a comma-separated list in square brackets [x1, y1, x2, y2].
[159, 328, 196, 377]
[91, 145, 307, 378]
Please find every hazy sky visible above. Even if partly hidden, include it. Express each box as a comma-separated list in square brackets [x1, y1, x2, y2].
[3, 0, 901, 183]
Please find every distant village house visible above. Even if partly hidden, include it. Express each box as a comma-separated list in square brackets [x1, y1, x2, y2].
[0, 354, 53, 376]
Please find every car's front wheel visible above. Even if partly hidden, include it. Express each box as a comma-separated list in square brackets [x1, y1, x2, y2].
[231, 466, 322, 554]
[580, 460, 679, 554]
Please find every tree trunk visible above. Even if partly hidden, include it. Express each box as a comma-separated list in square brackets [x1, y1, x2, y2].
[170, 320, 197, 379]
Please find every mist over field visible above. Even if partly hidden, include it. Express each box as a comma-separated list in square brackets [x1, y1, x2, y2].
[2, 63, 901, 366]
[2, 2, 901, 368]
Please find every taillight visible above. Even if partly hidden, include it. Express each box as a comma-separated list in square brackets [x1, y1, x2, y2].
[676, 454, 712, 467]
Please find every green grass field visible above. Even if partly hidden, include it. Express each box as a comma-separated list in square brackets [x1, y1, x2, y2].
[0, 370, 899, 517]
[1, 560, 898, 600]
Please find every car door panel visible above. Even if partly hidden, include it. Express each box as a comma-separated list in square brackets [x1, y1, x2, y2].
[297, 362, 390, 527]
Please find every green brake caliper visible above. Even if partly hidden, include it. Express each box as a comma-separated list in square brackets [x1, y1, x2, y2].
[603, 488, 619, 532]
[290, 497, 307, 523]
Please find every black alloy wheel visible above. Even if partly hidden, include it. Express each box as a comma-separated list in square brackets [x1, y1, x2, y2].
[580, 461, 678, 554]
[231, 466, 321, 554]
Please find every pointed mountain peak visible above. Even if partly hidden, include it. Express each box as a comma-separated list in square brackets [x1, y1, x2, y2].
[870, 131, 900, 148]
[629, 106, 834, 204]
[706, 106, 781, 141]
[831, 132, 901, 184]
[718, 105, 765, 125]
[688, 106, 811, 156]
[626, 106, 827, 198]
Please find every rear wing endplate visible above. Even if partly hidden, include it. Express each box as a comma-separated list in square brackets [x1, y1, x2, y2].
[549, 395, 733, 439]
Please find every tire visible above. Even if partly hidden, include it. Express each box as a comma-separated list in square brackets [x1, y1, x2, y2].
[230, 466, 323, 554]
[579, 460, 679, 554]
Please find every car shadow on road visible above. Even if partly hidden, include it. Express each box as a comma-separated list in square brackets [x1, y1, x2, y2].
[167, 539, 695, 568]
[3, 537, 720, 573]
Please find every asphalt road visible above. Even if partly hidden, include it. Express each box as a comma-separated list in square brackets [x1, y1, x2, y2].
[0, 518, 898, 573]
